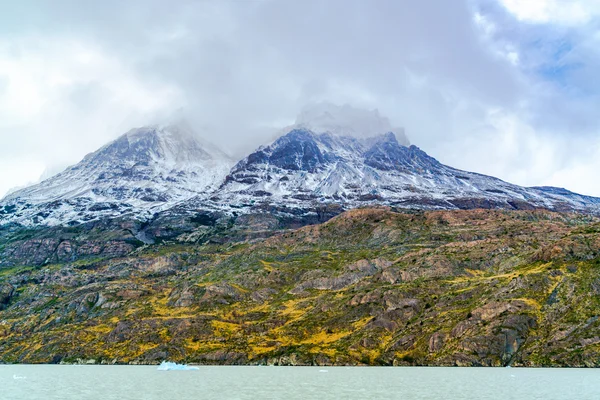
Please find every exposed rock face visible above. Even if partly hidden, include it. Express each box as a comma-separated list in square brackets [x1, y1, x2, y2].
[291, 259, 388, 294]
[2, 238, 136, 267]
[0, 218, 144, 268]
[0, 283, 14, 310]
[447, 302, 538, 366]
[471, 301, 528, 321]
[291, 273, 362, 294]
[168, 285, 197, 308]
[68, 292, 102, 315]
[201, 283, 242, 305]
[429, 332, 446, 353]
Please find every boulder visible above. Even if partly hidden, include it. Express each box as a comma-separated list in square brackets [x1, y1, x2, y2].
[429, 332, 446, 353]
[0, 283, 14, 309]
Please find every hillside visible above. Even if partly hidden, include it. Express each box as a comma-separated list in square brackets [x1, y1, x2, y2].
[2, 208, 600, 367]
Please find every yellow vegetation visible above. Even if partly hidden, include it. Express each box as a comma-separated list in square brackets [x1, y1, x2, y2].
[86, 324, 113, 334]
[250, 345, 277, 355]
[184, 338, 223, 353]
[211, 320, 241, 336]
[136, 342, 159, 355]
[300, 330, 350, 345]
[260, 260, 274, 272]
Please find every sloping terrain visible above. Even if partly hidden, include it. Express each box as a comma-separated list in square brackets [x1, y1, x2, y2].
[0, 125, 233, 226]
[2, 208, 600, 367]
[211, 128, 600, 216]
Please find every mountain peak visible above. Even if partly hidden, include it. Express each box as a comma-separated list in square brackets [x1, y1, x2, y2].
[101, 124, 231, 166]
[0, 124, 234, 226]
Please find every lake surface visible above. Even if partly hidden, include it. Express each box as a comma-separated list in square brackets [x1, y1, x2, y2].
[2, 365, 600, 399]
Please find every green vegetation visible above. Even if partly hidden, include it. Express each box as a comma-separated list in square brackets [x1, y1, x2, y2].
[1, 208, 600, 366]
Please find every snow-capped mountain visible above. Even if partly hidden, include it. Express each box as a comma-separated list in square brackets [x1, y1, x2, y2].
[0, 124, 234, 226]
[2, 103, 600, 228]
[205, 127, 600, 216]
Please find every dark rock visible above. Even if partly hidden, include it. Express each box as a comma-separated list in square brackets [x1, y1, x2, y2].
[546, 283, 561, 305]
[368, 317, 398, 332]
[429, 332, 447, 353]
[168, 285, 198, 307]
[197, 350, 248, 365]
[567, 265, 578, 273]
[0, 283, 14, 310]
[200, 283, 242, 305]
[107, 321, 134, 343]
[389, 335, 416, 351]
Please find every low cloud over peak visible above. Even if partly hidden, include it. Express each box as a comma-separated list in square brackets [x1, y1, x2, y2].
[294, 103, 409, 145]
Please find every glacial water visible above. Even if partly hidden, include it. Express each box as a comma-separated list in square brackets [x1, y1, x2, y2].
[2, 365, 600, 399]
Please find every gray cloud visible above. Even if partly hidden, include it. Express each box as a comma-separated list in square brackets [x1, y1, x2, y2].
[0, 0, 599, 197]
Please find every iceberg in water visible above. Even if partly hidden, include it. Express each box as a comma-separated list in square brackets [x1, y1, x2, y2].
[157, 361, 199, 371]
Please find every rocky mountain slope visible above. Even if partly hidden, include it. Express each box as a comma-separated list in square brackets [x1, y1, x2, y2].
[0, 124, 234, 227]
[1, 208, 600, 367]
[208, 128, 600, 217]
[3, 106, 600, 368]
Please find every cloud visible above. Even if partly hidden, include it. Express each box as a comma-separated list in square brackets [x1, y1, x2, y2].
[498, 0, 600, 25]
[0, 36, 183, 197]
[0, 0, 599, 198]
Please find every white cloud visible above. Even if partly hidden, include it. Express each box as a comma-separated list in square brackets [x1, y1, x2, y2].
[0, 157, 45, 197]
[432, 109, 560, 186]
[499, 0, 599, 25]
[546, 141, 600, 194]
[0, 37, 184, 198]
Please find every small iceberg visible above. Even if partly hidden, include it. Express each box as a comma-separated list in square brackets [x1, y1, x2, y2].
[157, 361, 199, 371]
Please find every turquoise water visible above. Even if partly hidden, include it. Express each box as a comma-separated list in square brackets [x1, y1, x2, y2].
[2, 365, 600, 399]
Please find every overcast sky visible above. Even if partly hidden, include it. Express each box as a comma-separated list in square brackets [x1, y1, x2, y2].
[1, 0, 600, 198]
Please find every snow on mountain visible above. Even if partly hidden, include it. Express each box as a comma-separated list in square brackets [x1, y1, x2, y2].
[2, 106, 600, 228]
[206, 128, 600, 216]
[0, 124, 234, 226]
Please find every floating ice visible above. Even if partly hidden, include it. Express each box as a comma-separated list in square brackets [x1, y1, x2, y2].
[157, 361, 199, 371]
